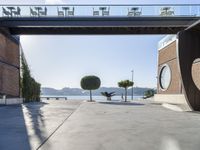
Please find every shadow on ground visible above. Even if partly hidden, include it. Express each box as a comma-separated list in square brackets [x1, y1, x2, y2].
[98, 101, 145, 106]
[0, 105, 31, 150]
[0, 102, 49, 150]
[23, 102, 48, 148]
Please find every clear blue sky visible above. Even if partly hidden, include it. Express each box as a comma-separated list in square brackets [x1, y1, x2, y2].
[1, 0, 199, 89]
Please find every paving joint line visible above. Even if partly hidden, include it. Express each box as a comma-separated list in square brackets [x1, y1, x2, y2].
[36, 102, 83, 150]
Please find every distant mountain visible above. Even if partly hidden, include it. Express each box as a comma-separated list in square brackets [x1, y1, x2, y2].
[41, 87, 154, 96]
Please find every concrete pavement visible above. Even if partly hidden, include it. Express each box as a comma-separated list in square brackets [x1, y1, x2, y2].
[40, 101, 200, 150]
[0, 100, 82, 150]
[1, 100, 200, 150]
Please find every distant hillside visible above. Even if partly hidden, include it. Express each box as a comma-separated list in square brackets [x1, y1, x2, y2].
[41, 87, 154, 96]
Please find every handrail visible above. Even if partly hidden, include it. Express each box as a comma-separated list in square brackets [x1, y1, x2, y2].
[0, 4, 200, 6]
[1, 4, 200, 18]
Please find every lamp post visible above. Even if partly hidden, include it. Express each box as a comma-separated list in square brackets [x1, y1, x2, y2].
[131, 70, 134, 100]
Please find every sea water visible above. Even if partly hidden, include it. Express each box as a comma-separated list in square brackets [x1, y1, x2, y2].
[40, 95, 143, 101]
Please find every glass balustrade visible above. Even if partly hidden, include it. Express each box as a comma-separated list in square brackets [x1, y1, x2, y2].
[158, 35, 177, 50]
[0, 4, 200, 18]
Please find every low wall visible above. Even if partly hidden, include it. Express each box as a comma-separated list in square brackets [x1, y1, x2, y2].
[154, 94, 187, 104]
[0, 98, 23, 105]
[40, 97, 67, 101]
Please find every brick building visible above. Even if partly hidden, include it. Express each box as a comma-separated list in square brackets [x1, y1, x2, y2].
[155, 35, 200, 105]
[0, 32, 20, 98]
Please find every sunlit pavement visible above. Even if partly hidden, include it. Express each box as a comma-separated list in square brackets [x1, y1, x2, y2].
[1, 100, 200, 150]
[0, 100, 82, 150]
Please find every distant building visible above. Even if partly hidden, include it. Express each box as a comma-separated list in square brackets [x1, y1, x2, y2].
[155, 35, 200, 105]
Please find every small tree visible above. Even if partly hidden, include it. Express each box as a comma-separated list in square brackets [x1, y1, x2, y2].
[101, 92, 115, 101]
[21, 51, 41, 102]
[118, 80, 134, 102]
[144, 89, 156, 99]
[81, 75, 101, 102]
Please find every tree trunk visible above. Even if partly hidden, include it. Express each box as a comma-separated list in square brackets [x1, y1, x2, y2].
[107, 97, 111, 101]
[90, 90, 92, 102]
[125, 88, 127, 102]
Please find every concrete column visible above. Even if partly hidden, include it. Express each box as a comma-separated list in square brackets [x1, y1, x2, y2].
[177, 31, 200, 111]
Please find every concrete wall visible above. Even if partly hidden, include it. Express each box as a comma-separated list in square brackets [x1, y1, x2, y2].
[154, 94, 187, 104]
[40, 97, 68, 101]
[0, 32, 20, 97]
[0, 98, 23, 105]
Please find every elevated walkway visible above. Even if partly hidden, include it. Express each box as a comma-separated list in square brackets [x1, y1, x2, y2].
[0, 4, 200, 34]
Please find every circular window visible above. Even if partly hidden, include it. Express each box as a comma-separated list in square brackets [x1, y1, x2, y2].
[159, 64, 171, 90]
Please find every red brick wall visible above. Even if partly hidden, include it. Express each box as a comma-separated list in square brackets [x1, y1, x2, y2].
[0, 33, 20, 97]
[158, 41, 177, 65]
[157, 41, 182, 94]
[158, 41, 200, 94]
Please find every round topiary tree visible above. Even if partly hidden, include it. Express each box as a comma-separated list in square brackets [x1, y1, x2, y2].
[80, 75, 101, 102]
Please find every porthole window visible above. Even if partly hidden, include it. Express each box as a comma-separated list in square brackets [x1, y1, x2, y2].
[159, 64, 171, 90]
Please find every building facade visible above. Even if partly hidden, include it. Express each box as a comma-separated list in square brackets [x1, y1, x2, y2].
[0, 30, 20, 98]
[155, 35, 200, 106]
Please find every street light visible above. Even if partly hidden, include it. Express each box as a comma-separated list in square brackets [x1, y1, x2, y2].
[131, 70, 134, 100]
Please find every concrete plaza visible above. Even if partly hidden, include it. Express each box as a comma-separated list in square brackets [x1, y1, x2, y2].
[0, 100, 200, 150]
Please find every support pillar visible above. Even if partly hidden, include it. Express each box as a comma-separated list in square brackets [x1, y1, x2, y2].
[177, 30, 200, 111]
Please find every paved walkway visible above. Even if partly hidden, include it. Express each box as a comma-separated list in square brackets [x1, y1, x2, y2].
[1, 100, 200, 150]
[0, 100, 82, 150]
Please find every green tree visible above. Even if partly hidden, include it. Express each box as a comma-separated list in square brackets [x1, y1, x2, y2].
[21, 50, 41, 102]
[80, 75, 101, 102]
[118, 80, 134, 102]
[144, 89, 156, 99]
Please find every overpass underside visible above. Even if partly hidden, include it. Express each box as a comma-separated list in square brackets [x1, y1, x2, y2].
[0, 17, 199, 35]
[7, 26, 186, 35]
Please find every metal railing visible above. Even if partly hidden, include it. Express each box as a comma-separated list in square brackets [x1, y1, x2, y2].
[158, 35, 177, 50]
[0, 4, 200, 18]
